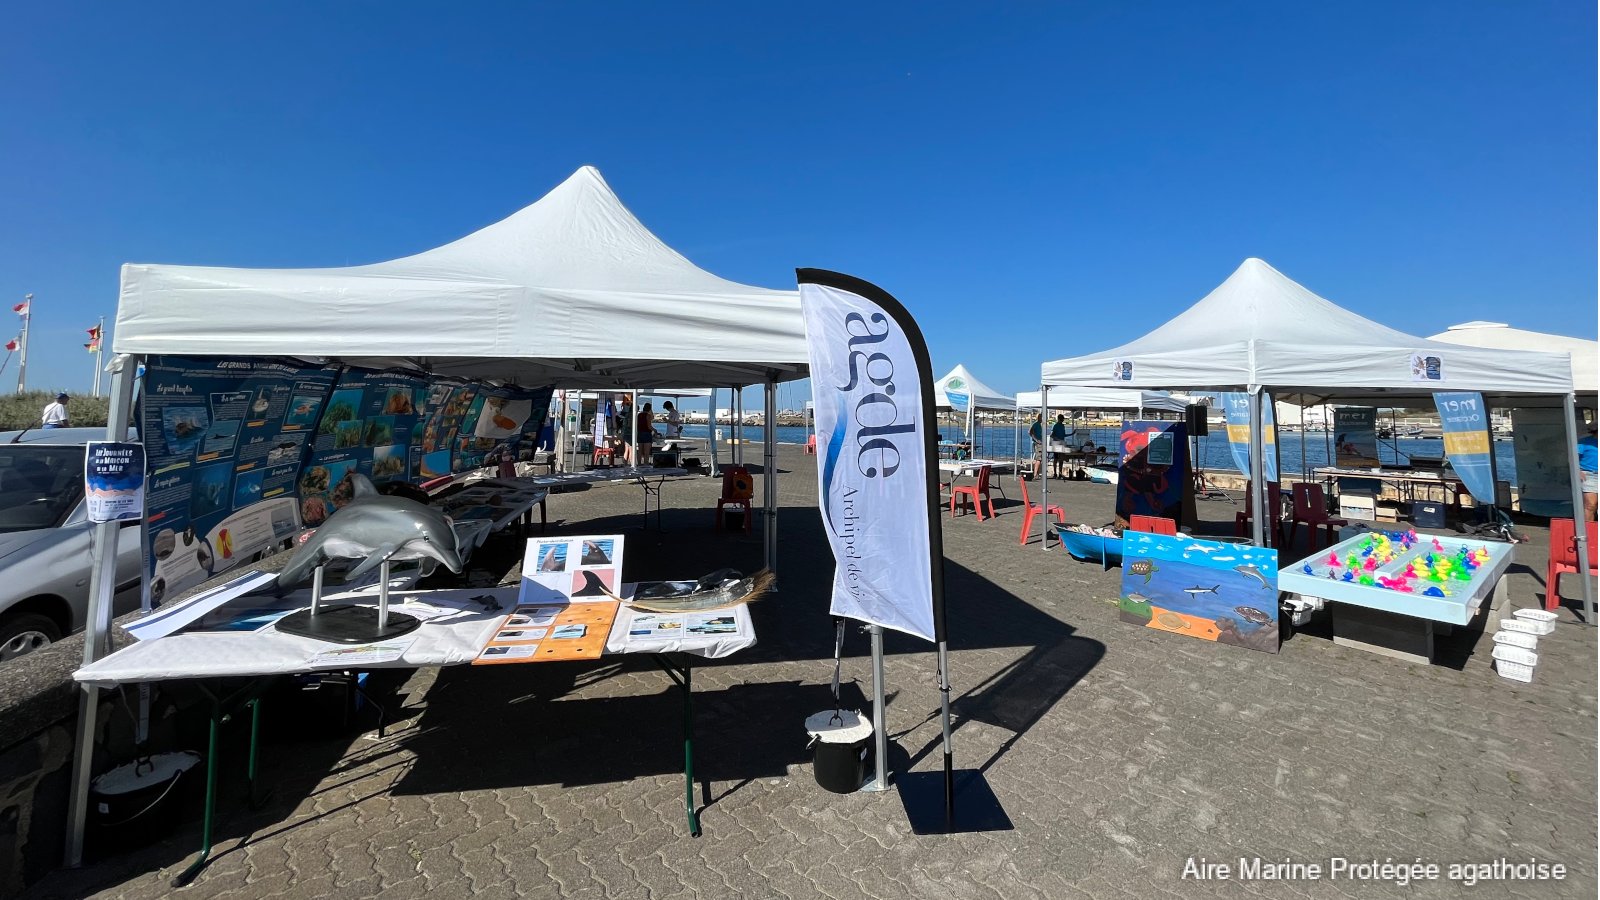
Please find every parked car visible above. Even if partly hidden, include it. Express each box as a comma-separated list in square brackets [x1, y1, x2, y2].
[0, 428, 143, 662]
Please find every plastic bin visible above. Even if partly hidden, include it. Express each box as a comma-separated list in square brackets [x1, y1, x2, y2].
[1492, 630, 1538, 650]
[1500, 617, 1555, 636]
[1491, 644, 1538, 667]
[1495, 659, 1535, 683]
[88, 751, 201, 854]
[1413, 500, 1446, 529]
[806, 710, 873, 794]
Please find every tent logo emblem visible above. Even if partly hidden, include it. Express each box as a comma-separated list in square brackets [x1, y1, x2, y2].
[1112, 360, 1134, 381]
[1409, 353, 1443, 382]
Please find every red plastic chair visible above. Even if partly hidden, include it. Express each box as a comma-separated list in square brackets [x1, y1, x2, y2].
[1545, 517, 1599, 610]
[951, 465, 996, 521]
[714, 465, 754, 534]
[1017, 475, 1064, 545]
[1284, 483, 1345, 552]
[592, 445, 615, 467]
[805, 434, 817, 455]
[1234, 480, 1282, 546]
[1129, 514, 1176, 536]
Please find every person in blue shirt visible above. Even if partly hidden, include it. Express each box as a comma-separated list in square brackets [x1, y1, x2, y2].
[1050, 414, 1070, 478]
[1579, 421, 1598, 521]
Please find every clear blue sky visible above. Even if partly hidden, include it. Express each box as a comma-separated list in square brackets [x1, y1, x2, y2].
[2, 3, 1593, 402]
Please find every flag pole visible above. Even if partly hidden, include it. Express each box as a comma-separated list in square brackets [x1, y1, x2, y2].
[16, 295, 30, 395]
[92, 317, 105, 396]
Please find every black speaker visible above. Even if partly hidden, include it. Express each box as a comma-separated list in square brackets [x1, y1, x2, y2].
[1185, 404, 1209, 437]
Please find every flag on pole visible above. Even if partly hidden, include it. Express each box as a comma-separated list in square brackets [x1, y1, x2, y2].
[85, 324, 103, 352]
[12, 301, 28, 317]
[4, 338, 16, 352]
[798, 270, 942, 641]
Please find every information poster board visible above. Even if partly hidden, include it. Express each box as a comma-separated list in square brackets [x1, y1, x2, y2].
[1118, 532, 1279, 654]
[140, 356, 339, 603]
[1333, 406, 1381, 467]
[451, 383, 554, 472]
[300, 368, 431, 525]
[1116, 420, 1190, 525]
[418, 381, 478, 479]
[1511, 408, 1573, 518]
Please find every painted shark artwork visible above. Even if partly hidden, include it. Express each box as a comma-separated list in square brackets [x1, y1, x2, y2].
[275, 473, 463, 591]
[1117, 530, 1280, 654]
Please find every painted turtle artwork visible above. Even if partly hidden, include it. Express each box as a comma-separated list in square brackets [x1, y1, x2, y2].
[1118, 532, 1281, 654]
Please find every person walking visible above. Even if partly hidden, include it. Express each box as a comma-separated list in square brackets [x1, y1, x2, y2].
[41, 392, 69, 429]
[1580, 421, 1598, 521]
[1050, 414, 1069, 478]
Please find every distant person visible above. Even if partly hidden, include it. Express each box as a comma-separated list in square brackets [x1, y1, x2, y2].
[1050, 414, 1069, 478]
[636, 402, 655, 465]
[1580, 421, 1598, 521]
[1028, 413, 1044, 476]
[659, 400, 682, 438]
[41, 393, 69, 429]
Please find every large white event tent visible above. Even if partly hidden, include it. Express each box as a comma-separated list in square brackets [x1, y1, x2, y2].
[77, 167, 809, 856]
[1428, 321, 1597, 397]
[1037, 258, 1591, 617]
[1015, 388, 1187, 413]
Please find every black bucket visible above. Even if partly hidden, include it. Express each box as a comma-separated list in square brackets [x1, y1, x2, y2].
[806, 710, 872, 794]
[88, 751, 200, 854]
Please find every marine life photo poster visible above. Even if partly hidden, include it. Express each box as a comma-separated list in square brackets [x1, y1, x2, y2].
[1118, 532, 1280, 654]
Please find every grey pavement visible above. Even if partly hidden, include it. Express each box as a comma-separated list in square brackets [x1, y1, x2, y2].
[24, 445, 1597, 899]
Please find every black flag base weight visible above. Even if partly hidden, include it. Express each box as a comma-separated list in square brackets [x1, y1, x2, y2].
[896, 769, 1014, 835]
[276, 605, 421, 644]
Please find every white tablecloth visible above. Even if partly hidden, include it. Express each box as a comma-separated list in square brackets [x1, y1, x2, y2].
[76, 583, 755, 688]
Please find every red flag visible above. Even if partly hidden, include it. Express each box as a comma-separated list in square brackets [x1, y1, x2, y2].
[85, 323, 102, 352]
[4, 338, 17, 352]
[11, 302, 27, 315]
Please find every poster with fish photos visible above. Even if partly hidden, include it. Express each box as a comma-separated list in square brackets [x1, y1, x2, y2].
[301, 367, 431, 525]
[518, 534, 626, 606]
[140, 356, 340, 604]
[1118, 532, 1279, 654]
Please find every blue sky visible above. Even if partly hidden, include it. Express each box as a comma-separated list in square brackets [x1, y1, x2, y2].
[1, 3, 1593, 402]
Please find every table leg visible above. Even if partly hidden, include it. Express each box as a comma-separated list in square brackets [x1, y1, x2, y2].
[174, 692, 222, 887]
[653, 656, 701, 837]
[247, 697, 271, 809]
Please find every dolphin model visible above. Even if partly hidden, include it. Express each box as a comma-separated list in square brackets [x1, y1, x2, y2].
[276, 474, 463, 591]
[1234, 564, 1271, 590]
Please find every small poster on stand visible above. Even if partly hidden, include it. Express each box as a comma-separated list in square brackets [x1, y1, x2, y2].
[472, 534, 626, 665]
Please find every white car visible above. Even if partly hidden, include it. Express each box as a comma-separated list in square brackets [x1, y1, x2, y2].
[0, 428, 143, 662]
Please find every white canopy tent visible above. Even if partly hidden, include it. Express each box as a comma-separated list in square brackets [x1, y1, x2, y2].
[114, 166, 807, 390]
[1037, 258, 1590, 622]
[1428, 322, 1597, 397]
[1015, 388, 1187, 412]
[75, 167, 808, 862]
[931, 364, 1014, 461]
[934, 365, 1015, 410]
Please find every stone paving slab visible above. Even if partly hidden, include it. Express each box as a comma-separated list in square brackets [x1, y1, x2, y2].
[23, 446, 1596, 899]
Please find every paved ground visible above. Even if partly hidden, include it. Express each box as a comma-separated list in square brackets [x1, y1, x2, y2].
[25, 445, 1597, 899]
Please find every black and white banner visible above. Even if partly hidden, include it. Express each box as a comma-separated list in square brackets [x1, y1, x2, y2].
[798, 270, 944, 643]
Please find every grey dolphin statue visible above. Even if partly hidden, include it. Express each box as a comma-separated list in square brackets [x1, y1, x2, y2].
[276, 474, 463, 591]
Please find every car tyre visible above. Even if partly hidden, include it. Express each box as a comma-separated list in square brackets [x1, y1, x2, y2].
[0, 612, 61, 663]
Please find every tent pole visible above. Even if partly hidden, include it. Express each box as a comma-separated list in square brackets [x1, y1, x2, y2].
[630, 389, 639, 466]
[1013, 407, 1020, 475]
[1247, 387, 1267, 547]
[763, 377, 778, 575]
[1040, 386, 1050, 551]
[66, 353, 139, 867]
[707, 389, 719, 477]
[733, 387, 741, 466]
[864, 624, 889, 791]
[1561, 394, 1594, 624]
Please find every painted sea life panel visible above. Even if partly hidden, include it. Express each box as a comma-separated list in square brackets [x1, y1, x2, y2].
[1118, 531, 1279, 654]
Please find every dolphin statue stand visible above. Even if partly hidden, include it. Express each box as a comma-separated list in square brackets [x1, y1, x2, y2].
[274, 474, 464, 643]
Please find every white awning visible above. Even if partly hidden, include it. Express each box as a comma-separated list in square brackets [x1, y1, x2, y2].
[1041, 258, 1575, 406]
[113, 167, 808, 390]
[1015, 389, 1188, 412]
[934, 364, 1015, 410]
[1427, 322, 1596, 395]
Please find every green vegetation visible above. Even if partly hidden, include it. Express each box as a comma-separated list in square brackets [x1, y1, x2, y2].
[0, 391, 113, 431]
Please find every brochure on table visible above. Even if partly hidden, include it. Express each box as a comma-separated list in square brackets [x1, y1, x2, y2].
[473, 534, 626, 664]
